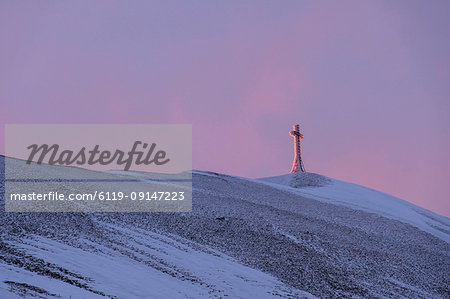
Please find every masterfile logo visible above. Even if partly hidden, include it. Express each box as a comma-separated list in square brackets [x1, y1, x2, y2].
[4, 124, 192, 213]
[6, 124, 191, 173]
[26, 141, 171, 171]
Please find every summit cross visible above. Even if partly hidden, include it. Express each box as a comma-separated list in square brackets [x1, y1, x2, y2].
[289, 124, 305, 173]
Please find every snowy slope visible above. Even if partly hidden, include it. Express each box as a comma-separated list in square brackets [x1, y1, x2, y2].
[0, 222, 313, 298]
[0, 156, 449, 298]
[260, 172, 450, 243]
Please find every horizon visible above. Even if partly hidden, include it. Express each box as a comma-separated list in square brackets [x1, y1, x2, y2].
[1, 152, 448, 219]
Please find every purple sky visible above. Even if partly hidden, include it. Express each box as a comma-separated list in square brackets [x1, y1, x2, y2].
[1, 1, 449, 216]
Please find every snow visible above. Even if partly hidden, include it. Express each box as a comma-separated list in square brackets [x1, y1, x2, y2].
[1, 224, 315, 299]
[259, 172, 450, 243]
[0, 156, 448, 298]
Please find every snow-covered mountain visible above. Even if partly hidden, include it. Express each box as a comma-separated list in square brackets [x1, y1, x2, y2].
[0, 156, 448, 298]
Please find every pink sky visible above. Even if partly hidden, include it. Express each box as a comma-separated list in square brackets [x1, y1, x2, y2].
[1, 1, 449, 216]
